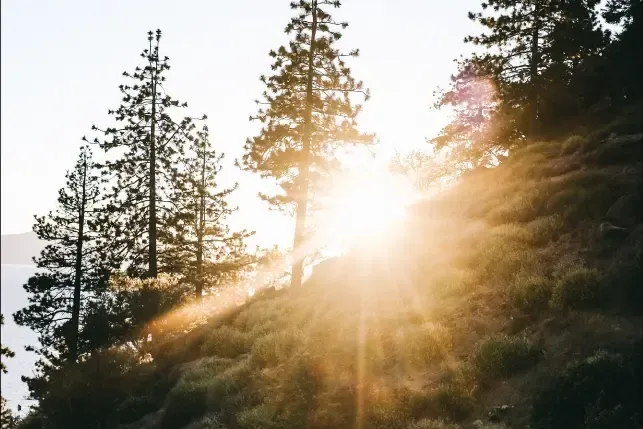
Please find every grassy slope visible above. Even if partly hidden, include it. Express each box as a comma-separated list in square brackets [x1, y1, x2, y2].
[120, 116, 642, 429]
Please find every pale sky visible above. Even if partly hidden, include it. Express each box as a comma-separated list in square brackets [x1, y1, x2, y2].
[1, 0, 479, 247]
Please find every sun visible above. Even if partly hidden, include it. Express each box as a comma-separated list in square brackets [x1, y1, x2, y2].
[315, 168, 416, 254]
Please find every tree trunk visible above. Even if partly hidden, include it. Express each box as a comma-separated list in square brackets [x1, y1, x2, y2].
[149, 51, 158, 279]
[290, 0, 318, 289]
[529, 0, 541, 137]
[196, 146, 206, 299]
[70, 156, 87, 363]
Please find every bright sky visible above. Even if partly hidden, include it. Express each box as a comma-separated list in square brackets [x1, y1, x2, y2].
[1, 0, 479, 248]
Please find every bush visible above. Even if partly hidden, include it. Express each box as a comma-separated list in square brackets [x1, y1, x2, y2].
[531, 349, 642, 429]
[116, 394, 158, 424]
[550, 266, 605, 310]
[162, 381, 209, 429]
[428, 384, 474, 421]
[471, 334, 541, 382]
[509, 274, 553, 314]
[206, 359, 254, 415]
[486, 186, 545, 225]
[407, 419, 461, 429]
[250, 330, 304, 367]
[178, 357, 235, 384]
[394, 323, 452, 368]
[184, 413, 226, 429]
[472, 236, 541, 285]
[200, 326, 250, 358]
[236, 404, 276, 429]
[560, 135, 587, 155]
[526, 215, 564, 245]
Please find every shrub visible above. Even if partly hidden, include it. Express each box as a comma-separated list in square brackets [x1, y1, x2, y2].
[116, 394, 158, 424]
[471, 334, 541, 382]
[250, 330, 305, 367]
[394, 323, 452, 368]
[407, 419, 461, 429]
[428, 384, 474, 421]
[184, 413, 226, 429]
[206, 359, 254, 415]
[486, 186, 545, 225]
[365, 404, 411, 429]
[550, 266, 605, 310]
[472, 235, 541, 285]
[161, 380, 209, 429]
[509, 274, 553, 314]
[526, 215, 564, 245]
[531, 349, 642, 429]
[200, 326, 250, 358]
[178, 356, 235, 384]
[236, 404, 276, 429]
[560, 135, 587, 155]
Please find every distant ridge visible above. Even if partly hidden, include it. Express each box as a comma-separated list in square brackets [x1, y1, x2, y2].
[1, 232, 44, 266]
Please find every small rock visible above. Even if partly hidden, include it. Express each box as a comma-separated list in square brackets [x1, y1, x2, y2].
[472, 420, 484, 429]
[598, 222, 629, 239]
[487, 404, 514, 422]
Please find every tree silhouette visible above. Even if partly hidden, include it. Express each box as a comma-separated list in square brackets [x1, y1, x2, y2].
[14, 146, 106, 365]
[89, 29, 203, 278]
[241, 0, 374, 288]
[167, 125, 254, 299]
[1, 315, 18, 429]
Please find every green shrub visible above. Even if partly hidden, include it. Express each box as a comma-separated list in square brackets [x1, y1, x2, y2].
[394, 323, 452, 367]
[550, 266, 605, 310]
[178, 357, 235, 384]
[161, 381, 209, 429]
[184, 413, 226, 429]
[116, 394, 158, 424]
[509, 274, 553, 314]
[471, 334, 541, 382]
[250, 330, 304, 367]
[200, 326, 250, 358]
[560, 135, 587, 155]
[365, 404, 411, 429]
[526, 215, 564, 245]
[428, 384, 474, 421]
[236, 404, 276, 429]
[407, 419, 461, 429]
[486, 186, 545, 225]
[531, 349, 642, 429]
[473, 235, 541, 284]
[206, 359, 254, 415]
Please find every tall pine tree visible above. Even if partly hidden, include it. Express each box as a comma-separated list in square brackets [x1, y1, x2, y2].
[168, 125, 254, 299]
[90, 29, 203, 278]
[431, 0, 608, 168]
[1, 315, 18, 429]
[14, 146, 105, 365]
[241, 0, 374, 288]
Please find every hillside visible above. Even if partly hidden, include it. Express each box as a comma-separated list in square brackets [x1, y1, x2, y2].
[21, 114, 642, 429]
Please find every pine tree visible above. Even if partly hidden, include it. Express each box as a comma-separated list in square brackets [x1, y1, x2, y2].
[431, 0, 608, 168]
[168, 125, 254, 299]
[14, 146, 106, 364]
[430, 59, 520, 173]
[89, 29, 203, 279]
[462, 0, 607, 135]
[1, 316, 18, 429]
[241, 0, 374, 288]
